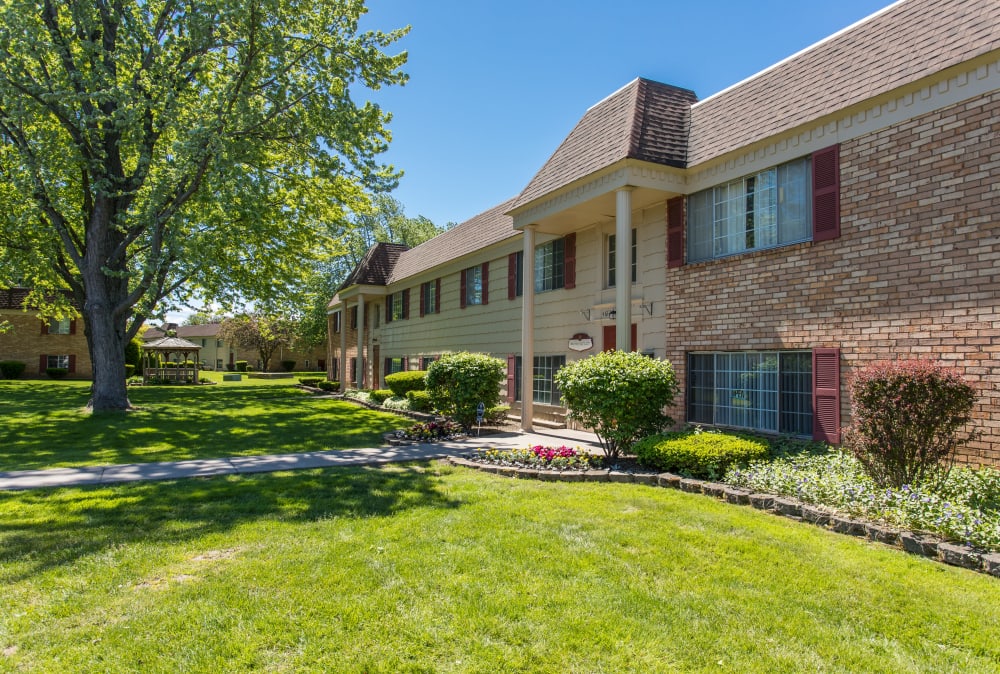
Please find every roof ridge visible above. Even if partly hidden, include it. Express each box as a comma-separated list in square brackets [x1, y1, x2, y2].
[693, 0, 906, 108]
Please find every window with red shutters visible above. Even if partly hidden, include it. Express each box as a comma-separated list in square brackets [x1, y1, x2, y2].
[812, 145, 841, 242]
[812, 347, 841, 443]
[402, 288, 410, 319]
[419, 283, 425, 317]
[507, 252, 517, 300]
[481, 261, 489, 305]
[460, 269, 467, 309]
[563, 233, 576, 289]
[667, 197, 685, 268]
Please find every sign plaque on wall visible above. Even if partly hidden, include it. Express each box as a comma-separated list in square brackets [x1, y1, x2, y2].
[568, 333, 594, 352]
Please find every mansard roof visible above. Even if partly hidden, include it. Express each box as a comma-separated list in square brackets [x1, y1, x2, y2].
[511, 79, 697, 209]
[338, 242, 410, 290]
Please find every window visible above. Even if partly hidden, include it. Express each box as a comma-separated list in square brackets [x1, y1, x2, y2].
[216, 359, 223, 369]
[332, 312, 341, 334]
[201, 339, 207, 347]
[385, 357, 406, 377]
[387, 289, 409, 322]
[534, 238, 565, 292]
[350, 306, 358, 329]
[47, 354, 70, 369]
[421, 280, 438, 315]
[464, 264, 484, 306]
[304, 360, 311, 370]
[47, 318, 71, 335]
[420, 356, 437, 370]
[508, 251, 523, 299]
[688, 156, 812, 262]
[688, 351, 812, 436]
[513, 355, 566, 405]
[217, 339, 224, 347]
[608, 228, 637, 287]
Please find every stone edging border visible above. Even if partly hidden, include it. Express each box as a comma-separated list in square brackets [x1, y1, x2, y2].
[447, 455, 1000, 579]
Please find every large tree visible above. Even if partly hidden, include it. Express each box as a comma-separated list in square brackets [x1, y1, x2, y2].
[0, 1, 407, 411]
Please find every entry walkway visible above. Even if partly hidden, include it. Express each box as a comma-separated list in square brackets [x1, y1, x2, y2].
[0, 428, 603, 491]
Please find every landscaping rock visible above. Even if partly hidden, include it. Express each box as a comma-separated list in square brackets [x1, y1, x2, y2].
[748, 493, 775, 510]
[900, 532, 941, 558]
[773, 497, 803, 518]
[801, 505, 831, 526]
[583, 470, 610, 482]
[657, 473, 682, 489]
[537, 470, 561, 482]
[864, 523, 901, 546]
[937, 543, 982, 571]
[830, 516, 867, 537]
[982, 553, 1000, 578]
[559, 471, 585, 483]
[632, 473, 659, 487]
[517, 468, 539, 480]
[679, 478, 705, 494]
[723, 487, 751, 505]
[701, 483, 726, 499]
[480, 464, 499, 474]
[608, 471, 633, 483]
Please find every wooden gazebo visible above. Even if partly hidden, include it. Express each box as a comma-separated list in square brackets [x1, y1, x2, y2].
[141, 336, 202, 384]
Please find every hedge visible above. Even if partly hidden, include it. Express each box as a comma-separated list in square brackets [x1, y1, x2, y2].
[634, 429, 769, 480]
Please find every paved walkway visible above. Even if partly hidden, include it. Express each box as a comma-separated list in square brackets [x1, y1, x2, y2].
[0, 428, 604, 491]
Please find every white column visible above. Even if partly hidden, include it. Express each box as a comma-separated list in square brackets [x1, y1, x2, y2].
[520, 226, 536, 432]
[339, 308, 347, 392]
[356, 294, 366, 389]
[615, 187, 634, 351]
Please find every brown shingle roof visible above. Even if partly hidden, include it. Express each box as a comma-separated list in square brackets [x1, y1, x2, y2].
[687, 0, 1000, 166]
[387, 198, 519, 284]
[338, 242, 409, 291]
[512, 79, 697, 208]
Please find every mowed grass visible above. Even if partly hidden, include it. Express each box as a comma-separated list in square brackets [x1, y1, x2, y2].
[1, 464, 998, 672]
[0, 379, 408, 471]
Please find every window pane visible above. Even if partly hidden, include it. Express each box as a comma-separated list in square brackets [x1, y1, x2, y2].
[687, 354, 715, 424]
[779, 351, 813, 435]
[687, 190, 713, 262]
[466, 265, 483, 305]
[532, 355, 565, 405]
[534, 239, 564, 292]
[778, 157, 812, 244]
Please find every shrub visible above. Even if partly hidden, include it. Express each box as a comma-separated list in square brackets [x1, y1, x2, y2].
[299, 377, 322, 387]
[318, 381, 339, 392]
[280, 360, 296, 372]
[400, 420, 464, 442]
[235, 360, 248, 372]
[226, 364, 235, 372]
[406, 389, 434, 413]
[485, 404, 509, 425]
[369, 389, 393, 405]
[0, 360, 26, 379]
[182, 360, 196, 368]
[124, 364, 135, 379]
[46, 367, 69, 379]
[164, 361, 177, 368]
[384, 370, 427, 397]
[554, 350, 679, 459]
[845, 360, 978, 488]
[634, 429, 769, 480]
[425, 352, 505, 428]
[382, 396, 411, 411]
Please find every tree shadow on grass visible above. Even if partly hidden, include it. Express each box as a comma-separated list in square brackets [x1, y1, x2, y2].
[0, 462, 461, 582]
[0, 383, 407, 470]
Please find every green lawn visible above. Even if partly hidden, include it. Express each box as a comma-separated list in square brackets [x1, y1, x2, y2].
[1, 464, 998, 672]
[0, 379, 407, 471]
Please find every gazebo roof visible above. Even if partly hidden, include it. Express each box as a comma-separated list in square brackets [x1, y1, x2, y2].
[142, 336, 202, 352]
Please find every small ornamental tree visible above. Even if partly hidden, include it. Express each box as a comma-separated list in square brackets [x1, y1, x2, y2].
[845, 359, 979, 488]
[425, 353, 505, 428]
[554, 350, 679, 459]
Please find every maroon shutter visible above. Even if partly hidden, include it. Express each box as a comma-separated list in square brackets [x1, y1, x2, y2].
[508, 252, 517, 300]
[419, 283, 426, 317]
[813, 348, 841, 443]
[68, 354, 76, 374]
[402, 357, 408, 372]
[506, 355, 516, 403]
[39, 354, 47, 373]
[41, 320, 48, 335]
[667, 197, 685, 268]
[69, 319, 77, 335]
[403, 289, 410, 319]
[386, 295, 392, 323]
[460, 269, 467, 309]
[812, 144, 841, 241]
[434, 279, 441, 313]
[481, 262, 489, 305]
[564, 233, 576, 289]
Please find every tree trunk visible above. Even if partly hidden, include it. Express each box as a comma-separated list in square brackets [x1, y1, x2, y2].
[84, 298, 131, 412]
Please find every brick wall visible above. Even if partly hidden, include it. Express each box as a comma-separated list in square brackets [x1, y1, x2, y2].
[0, 311, 92, 378]
[664, 91, 1000, 466]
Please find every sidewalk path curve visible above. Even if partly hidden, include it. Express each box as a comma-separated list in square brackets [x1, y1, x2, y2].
[0, 429, 603, 491]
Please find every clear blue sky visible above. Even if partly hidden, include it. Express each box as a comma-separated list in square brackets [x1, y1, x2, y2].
[359, 0, 893, 227]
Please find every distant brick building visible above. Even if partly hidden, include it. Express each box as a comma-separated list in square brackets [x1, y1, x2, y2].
[144, 323, 326, 372]
[0, 288, 91, 378]
[326, 0, 997, 464]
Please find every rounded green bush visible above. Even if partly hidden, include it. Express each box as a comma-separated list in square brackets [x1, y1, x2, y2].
[317, 380, 339, 392]
[425, 352, 505, 428]
[124, 364, 135, 379]
[634, 429, 769, 480]
[298, 377, 322, 387]
[384, 370, 427, 397]
[406, 389, 434, 413]
[235, 360, 248, 372]
[45, 367, 69, 379]
[0, 360, 27, 379]
[369, 389, 394, 404]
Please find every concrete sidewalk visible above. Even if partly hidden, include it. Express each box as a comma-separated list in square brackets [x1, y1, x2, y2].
[0, 428, 603, 491]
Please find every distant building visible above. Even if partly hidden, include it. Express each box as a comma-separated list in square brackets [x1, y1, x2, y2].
[143, 323, 326, 372]
[0, 288, 90, 378]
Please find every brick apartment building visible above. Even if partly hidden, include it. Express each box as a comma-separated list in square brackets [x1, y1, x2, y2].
[327, 0, 997, 465]
[0, 288, 91, 378]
